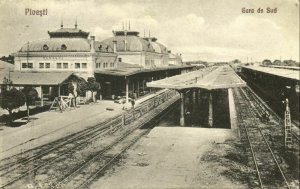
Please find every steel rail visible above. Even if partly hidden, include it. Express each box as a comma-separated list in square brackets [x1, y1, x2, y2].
[234, 88, 264, 188]
[0, 90, 176, 189]
[52, 95, 179, 189]
[245, 86, 299, 144]
[238, 87, 290, 189]
[73, 98, 178, 189]
[0, 113, 119, 172]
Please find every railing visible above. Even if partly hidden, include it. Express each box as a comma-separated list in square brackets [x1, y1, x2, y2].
[109, 89, 178, 133]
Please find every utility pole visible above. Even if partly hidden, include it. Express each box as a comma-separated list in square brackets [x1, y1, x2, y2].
[284, 98, 292, 148]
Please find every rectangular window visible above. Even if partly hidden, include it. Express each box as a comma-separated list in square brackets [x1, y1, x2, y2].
[45, 63, 50, 68]
[57, 63, 62, 69]
[63, 63, 68, 69]
[75, 63, 80, 69]
[118, 58, 122, 62]
[27, 63, 33, 68]
[82, 63, 87, 69]
[39, 63, 44, 68]
[22, 63, 27, 68]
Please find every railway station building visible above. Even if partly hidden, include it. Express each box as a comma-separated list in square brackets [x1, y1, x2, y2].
[1, 23, 192, 103]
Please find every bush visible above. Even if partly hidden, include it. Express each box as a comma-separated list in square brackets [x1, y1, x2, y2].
[0, 87, 26, 123]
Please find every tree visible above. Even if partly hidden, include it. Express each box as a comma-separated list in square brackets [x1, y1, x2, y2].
[262, 59, 272, 66]
[87, 77, 101, 102]
[283, 60, 296, 66]
[76, 78, 88, 97]
[22, 87, 38, 122]
[273, 59, 281, 65]
[0, 87, 26, 123]
[232, 59, 241, 64]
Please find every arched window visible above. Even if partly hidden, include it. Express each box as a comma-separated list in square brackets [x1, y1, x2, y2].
[43, 44, 49, 50]
[61, 44, 67, 50]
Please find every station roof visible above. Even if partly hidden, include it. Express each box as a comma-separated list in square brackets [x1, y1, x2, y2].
[0, 71, 81, 86]
[147, 66, 246, 90]
[242, 65, 300, 81]
[0, 60, 14, 71]
[94, 64, 193, 77]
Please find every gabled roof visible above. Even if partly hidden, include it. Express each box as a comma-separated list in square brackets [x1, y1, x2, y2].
[117, 62, 142, 68]
[0, 71, 81, 86]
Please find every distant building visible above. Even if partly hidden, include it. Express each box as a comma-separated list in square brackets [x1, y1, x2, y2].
[168, 51, 182, 65]
[13, 23, 117, 79]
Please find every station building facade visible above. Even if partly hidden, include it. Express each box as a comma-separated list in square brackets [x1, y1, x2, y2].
[4, 24, 191, 102]
[14, 24, 117, 80]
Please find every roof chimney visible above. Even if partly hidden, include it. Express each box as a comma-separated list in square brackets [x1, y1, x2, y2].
[61, 20, 63, 28]
[90, 36, 95, 53]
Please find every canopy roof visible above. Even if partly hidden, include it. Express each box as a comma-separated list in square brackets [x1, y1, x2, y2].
[0, 60, 14, 71]
[242, 65, 300, 81]
[147, 66, 246, 90]
[0, 71, 81, 86]
[94, 63, 193, 77]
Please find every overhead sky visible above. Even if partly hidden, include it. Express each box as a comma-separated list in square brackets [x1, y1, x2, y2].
[0, 0, 298, 62]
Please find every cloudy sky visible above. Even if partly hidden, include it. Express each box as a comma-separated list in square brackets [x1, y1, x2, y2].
[0, 0, 298, 62]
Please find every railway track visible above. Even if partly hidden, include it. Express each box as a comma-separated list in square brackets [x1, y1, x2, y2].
[0, 113, 120, 172]
[0, 115, 119, 188]
[243, 86, 300, 144]
[234, 87, 290, 189]
[0, 90, 179, 189]
[52, 96, 179, 189]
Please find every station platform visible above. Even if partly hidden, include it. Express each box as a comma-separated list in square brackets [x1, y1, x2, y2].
[0, 101, 125, 160]
[89, 127, 247, 189]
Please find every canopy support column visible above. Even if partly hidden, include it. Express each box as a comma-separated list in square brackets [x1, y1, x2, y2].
[125, 77, 129, 104]
[137, 80, 140, 98]
[41, 86, 44, 106]
[208, 92, 213, 127]
[180, 91, 185, 126]
[58, 85, 61, 97]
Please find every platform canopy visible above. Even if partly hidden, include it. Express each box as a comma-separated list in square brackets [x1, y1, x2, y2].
[0, 71, 82, 86]
[147, 65, 246, 90]
[242, 65, 300, 81]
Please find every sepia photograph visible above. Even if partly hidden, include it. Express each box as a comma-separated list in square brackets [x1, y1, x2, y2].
[0, 0, 299, 188]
